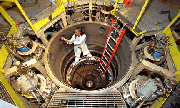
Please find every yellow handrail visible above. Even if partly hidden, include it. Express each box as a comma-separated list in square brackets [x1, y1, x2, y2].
[0, 4, 17, 31]
[110, 0, 148, 36]
[111, 0, 120, 15]
[132, 0, 149, 36]
[0, 0, 36, 32]
[14, 0, 36, 32]
[133, 0, 149, 30]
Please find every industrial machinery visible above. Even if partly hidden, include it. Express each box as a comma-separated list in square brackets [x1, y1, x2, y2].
[0, 0, 180, 108]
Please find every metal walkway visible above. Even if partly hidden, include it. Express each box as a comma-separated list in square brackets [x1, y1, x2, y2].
[0, 81, 15, 105]
[48, 91, 127, 108]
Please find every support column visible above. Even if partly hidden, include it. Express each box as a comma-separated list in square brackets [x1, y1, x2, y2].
[89, 0, 92, 21]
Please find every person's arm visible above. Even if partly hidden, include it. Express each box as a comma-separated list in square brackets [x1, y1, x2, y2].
[69, 34, 75, 43]
[74, 34, 86, 45]
[61, 34, 75, 44]
[64, 38, 74, 43]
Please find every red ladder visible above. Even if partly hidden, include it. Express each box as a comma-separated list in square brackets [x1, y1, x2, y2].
[98, 19, 126, 75]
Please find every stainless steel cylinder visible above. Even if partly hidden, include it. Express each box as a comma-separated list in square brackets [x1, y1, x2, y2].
[44, 21, 136, 92]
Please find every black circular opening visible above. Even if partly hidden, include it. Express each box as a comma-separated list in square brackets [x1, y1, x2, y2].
[66, 57, 112, 90]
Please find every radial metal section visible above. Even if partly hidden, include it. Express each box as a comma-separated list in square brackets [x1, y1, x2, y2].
[44, 21, 136, 92]
[66, 57, 113, 90]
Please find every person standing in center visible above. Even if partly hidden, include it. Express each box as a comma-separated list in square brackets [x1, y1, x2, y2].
[61, 27, 92, 64]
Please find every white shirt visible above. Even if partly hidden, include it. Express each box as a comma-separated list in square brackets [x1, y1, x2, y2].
[68, 34, 86, 46]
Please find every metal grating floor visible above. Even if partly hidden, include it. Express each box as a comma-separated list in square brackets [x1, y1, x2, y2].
[0, 81, 15, 105]
[48, 91, 127, 108]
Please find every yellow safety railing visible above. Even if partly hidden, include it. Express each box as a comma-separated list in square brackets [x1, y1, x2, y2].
[110, 0, 149, 36]
[0, 4, 17, 36]
[33, 5, 65, 31]
[133, 0, 149, 30]
[111, 0, 124, 15]
[0, 0, 68, 32]
[132, 0, 149, 36]
[0, 0, 36, 31]
[32, 0, 76, 32]
[14, 0, 36, 31]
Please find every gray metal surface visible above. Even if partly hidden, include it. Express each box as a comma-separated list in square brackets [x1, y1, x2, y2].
[136, 79, 157, 101]
[0, 0, 178, 30]
[118, 0, 179, 32]
[48, 91, 127, 108]
[0, 0, 53, 25]
[0, 24, 10, 40]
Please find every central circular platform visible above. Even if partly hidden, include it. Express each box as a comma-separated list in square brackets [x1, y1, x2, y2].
[44, 21, 135, 91]
[66, 57, 113, 90]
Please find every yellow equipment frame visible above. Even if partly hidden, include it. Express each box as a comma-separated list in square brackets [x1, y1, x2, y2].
[0, 1, 24, 107]
[111, 0, 180, 107]
[0, 0, 180, 108]
[0, 0, 67, 46]
[0, 0, 67, 107]
[153, 9, 180, 108]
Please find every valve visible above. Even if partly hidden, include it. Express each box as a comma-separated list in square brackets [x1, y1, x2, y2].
[124, 0, 132, 6]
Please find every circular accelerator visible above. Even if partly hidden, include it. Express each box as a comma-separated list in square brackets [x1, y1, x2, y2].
[44, 21, 135, 91]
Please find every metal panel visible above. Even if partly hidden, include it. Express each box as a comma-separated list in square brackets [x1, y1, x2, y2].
[48, 91, 127, 108]
[118, 0, 179, 32]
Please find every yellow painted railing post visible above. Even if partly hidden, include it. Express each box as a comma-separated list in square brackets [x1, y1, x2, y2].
[111, 0, 119, 15]
[13, 0, 36, 32]
[0, 4, 17, 31]
[133, 0, 149, 30]
[131, 0, 149, 36]
[0, 0, 36, 32]
[163, 12, 180, 33]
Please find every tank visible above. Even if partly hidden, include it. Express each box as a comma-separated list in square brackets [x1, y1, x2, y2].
[44, 21, 136, 92]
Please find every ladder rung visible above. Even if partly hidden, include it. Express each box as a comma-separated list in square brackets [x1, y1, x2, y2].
[112, 26, 122, 35]
[104, 49, 111, 57]
[107, 43, 114, 51]
[99, 68, 104, 73]
[110, 36, 117, 44]
[103, 56, 109, 62]
[100, 61, 111, 72]
[100, 63, 105, 71]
